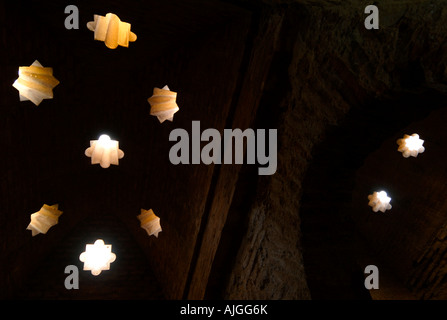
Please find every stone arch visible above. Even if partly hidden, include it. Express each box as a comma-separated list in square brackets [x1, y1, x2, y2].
[300, 91, 447, 299]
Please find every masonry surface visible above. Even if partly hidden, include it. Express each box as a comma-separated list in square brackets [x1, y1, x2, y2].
[1, 0, 447, 300]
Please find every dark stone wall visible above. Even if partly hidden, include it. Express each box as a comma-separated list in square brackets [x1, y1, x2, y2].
[353, 107, 447, 300]
[223, 0, 447, 299]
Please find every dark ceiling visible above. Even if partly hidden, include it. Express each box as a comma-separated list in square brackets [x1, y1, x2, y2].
[2, 0, 447, 306]
[1, 0, 255, 300]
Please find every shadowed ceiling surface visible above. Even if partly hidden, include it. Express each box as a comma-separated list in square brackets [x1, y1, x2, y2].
[2, 0, 447, 303]
[1, 0, 253, 300]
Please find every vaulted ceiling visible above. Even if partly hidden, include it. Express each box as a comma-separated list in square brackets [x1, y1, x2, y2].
[1, 0, 255, 300]
[2, 0, 447, 301]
